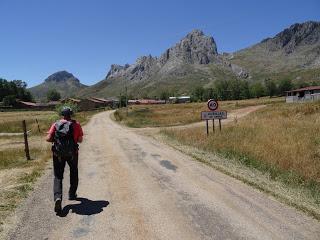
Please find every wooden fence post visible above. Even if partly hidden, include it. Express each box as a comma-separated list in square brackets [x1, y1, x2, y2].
[22, 120, 31, 160]
[35, 119, 41, 133]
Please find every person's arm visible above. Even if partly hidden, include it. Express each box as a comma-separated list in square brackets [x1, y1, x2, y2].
[46, 123, 55, 142]
[77, 136, 83, 143]
[76, 122, 84, 143]
[46, 133, 54, 142]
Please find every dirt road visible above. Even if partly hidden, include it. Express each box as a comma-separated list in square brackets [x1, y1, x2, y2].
[3, 111, 320, 239]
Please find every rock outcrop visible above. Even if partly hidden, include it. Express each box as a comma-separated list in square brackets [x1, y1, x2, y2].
[105, 29, 246, 81]
[262, 21, 320, 54]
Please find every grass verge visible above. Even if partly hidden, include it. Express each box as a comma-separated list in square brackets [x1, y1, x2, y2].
[160, 102, 320, 219]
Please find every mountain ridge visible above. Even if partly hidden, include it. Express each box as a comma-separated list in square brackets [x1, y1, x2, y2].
[80, 29, 248, 98]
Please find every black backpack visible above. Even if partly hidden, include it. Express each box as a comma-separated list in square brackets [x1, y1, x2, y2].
[53, 120, 76, 157]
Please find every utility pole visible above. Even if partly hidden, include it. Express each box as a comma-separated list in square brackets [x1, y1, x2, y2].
[125, 85, 128, 116]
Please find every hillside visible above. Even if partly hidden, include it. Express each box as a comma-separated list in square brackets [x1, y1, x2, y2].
[80, 30, 247, 98]
[230, 21, 320, 83]
[29, 71, 87, 100]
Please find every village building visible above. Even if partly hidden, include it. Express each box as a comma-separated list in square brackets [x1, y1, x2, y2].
[14, 100, 60, 110]
[90, 97, 115, 108]
[285, 86, 320, 103]
[168, 96, 191, 104]
[128, 99, 166, 105]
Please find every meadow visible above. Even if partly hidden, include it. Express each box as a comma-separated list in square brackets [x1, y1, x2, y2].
[114, 97, 284, 127]
[161, 102, 320, 218]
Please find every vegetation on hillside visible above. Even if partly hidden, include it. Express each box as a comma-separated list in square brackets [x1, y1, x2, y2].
[46, 89, 61, 101]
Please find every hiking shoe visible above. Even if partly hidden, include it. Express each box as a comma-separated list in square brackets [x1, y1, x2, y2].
[54, 198, 62, 213]
[68, 193, 77, 200]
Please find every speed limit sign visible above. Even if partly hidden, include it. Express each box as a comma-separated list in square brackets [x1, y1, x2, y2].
[207, 99, 218, 111]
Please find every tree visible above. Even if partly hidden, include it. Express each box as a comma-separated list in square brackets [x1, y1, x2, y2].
[251, 82, 265, 98]
[265, 79, 277, 97]
[278, 79, 293, 95]
[47, 89, 61, 101]
[191, 86, 205, 102]
[214, 79, 231, 100]
[203, 88, 216, 101]
[160, 90, 170, 100]
[0, 78, 33, 102]
[3, 95, 16, 106]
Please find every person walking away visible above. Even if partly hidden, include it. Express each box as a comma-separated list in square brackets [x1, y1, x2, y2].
[46, 107, 83, 214]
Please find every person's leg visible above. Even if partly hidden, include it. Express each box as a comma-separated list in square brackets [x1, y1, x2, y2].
[67, 153, 79, 198]
[53, 154, 66, 201]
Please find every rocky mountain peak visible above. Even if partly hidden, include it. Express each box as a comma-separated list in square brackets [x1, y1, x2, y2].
[160, 29, 218, 65]
[105, 29, 236, 81]
[263, 21, 320, 53]
[45, 71, 79, 83]
[106, 64, 130, 78]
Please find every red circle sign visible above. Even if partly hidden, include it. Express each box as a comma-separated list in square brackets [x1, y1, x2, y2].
[207, 99, 218, 111]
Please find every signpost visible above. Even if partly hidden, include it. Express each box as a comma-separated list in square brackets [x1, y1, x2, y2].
[202, 99, 227, 136]
[201, 111, 227, 120]
[207, 99, 218, 111]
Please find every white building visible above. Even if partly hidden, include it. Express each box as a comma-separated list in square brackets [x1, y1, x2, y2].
[285, 86, 320, 103]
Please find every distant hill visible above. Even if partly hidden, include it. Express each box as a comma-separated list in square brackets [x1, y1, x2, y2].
[230, 21, 320, 83]
[80, 30, 247, 98]
[29, 71, 87, 100]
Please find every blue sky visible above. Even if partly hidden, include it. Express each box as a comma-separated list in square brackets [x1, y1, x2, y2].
[0, 0, 319, 87]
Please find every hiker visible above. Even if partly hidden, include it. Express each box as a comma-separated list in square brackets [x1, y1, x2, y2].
[46, 106, 83, 213]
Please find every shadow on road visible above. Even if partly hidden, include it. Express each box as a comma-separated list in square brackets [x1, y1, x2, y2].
[58, 197, 109, 217]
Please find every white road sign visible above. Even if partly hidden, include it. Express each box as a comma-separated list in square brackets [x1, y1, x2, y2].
[201, 111, 227, 120]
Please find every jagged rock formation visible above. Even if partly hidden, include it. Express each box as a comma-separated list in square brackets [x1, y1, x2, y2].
[84, 29, 248, 98]
[104, 30, 244, 81]
[263, 21, 320, 54]
[29, 71, 87, 100]
[231, 21, 320, 76]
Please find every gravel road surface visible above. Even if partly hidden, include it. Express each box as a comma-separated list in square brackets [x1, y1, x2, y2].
[3, 111, 320, 240]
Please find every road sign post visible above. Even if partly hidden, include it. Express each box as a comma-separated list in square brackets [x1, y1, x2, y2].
[201, 99, 227, 135]
[212, 119, 215, 132]
[206, 120, 209, 136]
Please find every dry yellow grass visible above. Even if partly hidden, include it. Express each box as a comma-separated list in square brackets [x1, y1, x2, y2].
[0, 109, 100, 229]
[115, 97, 284, 127]
[163, 102, 320, 182]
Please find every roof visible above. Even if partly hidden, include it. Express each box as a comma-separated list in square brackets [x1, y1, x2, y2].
[64, 98, 81, 103]
[87, 98, 105, 103]
[90, 97, 113, 103]
[286, 86, 320, 93]
[18, 101, 37, 106]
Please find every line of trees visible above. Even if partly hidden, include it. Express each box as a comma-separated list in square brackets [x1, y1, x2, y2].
[0, 78, 33, 106]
